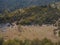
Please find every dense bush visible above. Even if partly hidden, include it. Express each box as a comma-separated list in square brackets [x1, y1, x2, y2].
[0, 5, 60, 25]
[0, 38, 59, 45]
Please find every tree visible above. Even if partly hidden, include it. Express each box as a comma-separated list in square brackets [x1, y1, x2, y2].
[0, 37, 4, 45]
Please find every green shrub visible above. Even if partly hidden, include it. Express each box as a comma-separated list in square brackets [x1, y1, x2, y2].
[0, 37, 59, 45]
[3, 40, 20, 45]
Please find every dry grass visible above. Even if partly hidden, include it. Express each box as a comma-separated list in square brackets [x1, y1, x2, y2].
[0, 25, 60, 42]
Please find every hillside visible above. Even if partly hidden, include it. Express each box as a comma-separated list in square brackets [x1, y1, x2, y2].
[0, 5, 60, 25]
[0, 2, 60, 45]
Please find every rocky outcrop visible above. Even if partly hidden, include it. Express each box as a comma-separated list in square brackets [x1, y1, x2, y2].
[50, 2, 60, 9]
